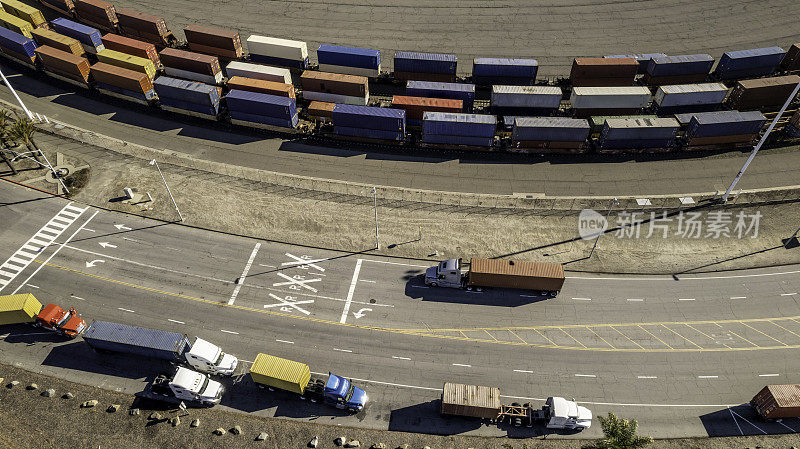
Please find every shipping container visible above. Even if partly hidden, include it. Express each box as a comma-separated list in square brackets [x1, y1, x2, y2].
[654, 83, 728, 107]
[0, 10, 31, 37]
[391, 95, 461, 120]
[491, 85, 561, 110]
[227, 76, 294, 99]
[300, 70, 368, 97]
[407, 80, 475, 111]
[686, 110, 766, 138]
[0, 25, 36, 60]
[230, 110, 298, 129]
[224, 61, 290, 84]
[35, 44, 90, 83]
[333, 126, 404, 141]
[728, 75, 800, 110]
[37, 0, 74, 17]
[0, 293, 42, 325]
[153, 75, 220, 107]
[599, 117, 678, 150]
[246, 35, 308, 69]
[468, 258, 565, 291]
[51, 17, 103, 53]
[645, 54, 714, 78]
[159, 47, 222, 84]
[184, 24, 242, 59]
[713, 47, 785, 80]
[225, 89, 296, 119]
[307, 101, 334, 119]
[1, 0, 45, 29]
[570, 86, 651, 109]
[83, 320, 190, 361]
[472, 58, 538, 84]
[302, 91, 368, 106]
[570, 57, 637, 86]
[91, 61, 154, 101]
[782, 43, 800, 72]
[97, 48, 156, 79]
[751, 385, 800, 419]
[589, 115, 658, 134]
[423, 112, 496, 138]
[116, 8, 173, 47]
[394, 51, 456, 75]
[31, 28, 82, 56]
[512, 117, 590, 142]
[159, 96, 219, 117]
[249, 353, 310, 395]
[441, 382, 500, 419]
[604, 53, 666, 73]
[101, 33, 159, 66]
[73, 0, 117, 32]
[422, 134, 493, 147]
[317, 44, 380, 77]
[332, 104, 404, 132]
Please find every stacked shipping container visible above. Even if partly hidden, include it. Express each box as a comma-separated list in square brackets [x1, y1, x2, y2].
[782, 44, 800, 72]
[153, 75, 221, 118]
[1, 0, 47, 29]
[589, 115, 658, 134]
[570, 58, 637, 86]
[0, 25, 36, 67]
[394, 51, 456, 82]
[653, 83, 728, 114]
[51, 17, 103, 53]
[73, 0, 117, 33]
[598, 117, 679, 152]
[224, 61, 291, 84]
[332, 104, 405, 141]
[246, 35, 308, 69]
[422, 112, 496, 147]
[390, 95, 462, 126]
[97, 48, 156, 79]
[35, 44, 90, 87]
[115, 8, 173, 47]
[570, 86, 651, 117]
[159, 47, 222, 84]
[0, 10, 32, 37]
[604, 53, 667, 74]
[184, 25, 242, 60]
[226, 89, 298, 129]
[37, 0, 74, 17]
[643, 54, 714, 85]
[472, 58, 538, 85]
[300, 71, 369, 106]
[490, 85, 561, 114]
[713, 47, 785, 80]
[91, 61, 156, 104]
[317, 44, 380, 78]
[684, 110, 766, 148]
[101, 33, 159, 66]
[511, 117, 590, 153]
[31, 28, 83, 56]
[406, 80, 475, 111]
[728, 75, 800, 110]
[227, 76, 294, 99]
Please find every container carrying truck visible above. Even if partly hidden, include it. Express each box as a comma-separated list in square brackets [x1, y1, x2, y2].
[249, 353, 368, 413]
[441, 382, 592, 430]
[0, 293, 86, 338]
[136, 366, 224, 407]
[425, 258, 565, 296]
[751, 384, 800, 420]
[82, 320, 238, 376]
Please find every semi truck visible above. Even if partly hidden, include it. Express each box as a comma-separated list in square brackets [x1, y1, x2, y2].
[249, 353, 368, 413]
[135, 366, 224, 407]
[440, 382, 592, 430]
[82, 321, 238, 376]
[751, 384, 800, 420]
[424, 258, 566, 296]
[0, 293, 86, 338]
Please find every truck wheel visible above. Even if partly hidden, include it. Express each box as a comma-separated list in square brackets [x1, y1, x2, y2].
[430, 282, 438, 287]
[348, 407, 358, 413]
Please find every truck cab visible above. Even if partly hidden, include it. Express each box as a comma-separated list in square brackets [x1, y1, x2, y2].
[324, 373, 368, 412]
[424, 259, 464, 288]
[541, 397, 592, 430]
[35, 303, 86, 338]
[167, 367, 224, 406]
[184, 337, 239, 376]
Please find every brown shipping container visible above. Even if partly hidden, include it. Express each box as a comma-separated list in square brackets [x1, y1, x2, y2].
[642, 73, 708, 86]
[687, 134, 757, 146]
[101, 33, 159, 66]
[440, 383, 500, 419]
[73, 0, 117, 29]
[186, 42, 240, 60]
[571, 77, 635, 87]
[391, 95, 462, 120]
[394, 71, 456, 83]
[91, 61, 152, 93]
[751, 385, 800, 419]
[781, 44, 800, 71]
[729, 75, 800, 109]
[307, 101, 334, 118]
[31, 28, 83, 56]
[571, 57, 638, 79]
[159, 47, 220, 75]
[38, 0, 74, 16]
[184, 25, 242, 57]
[116, 8, 167, 36]
[35, 45, 90, 81]
[468, 258, 565, 291]
[227, 76, 294, 99]
[300, 71, 367, 97]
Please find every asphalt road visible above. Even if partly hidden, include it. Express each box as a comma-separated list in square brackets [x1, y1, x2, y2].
[3, 181, 800, 439]
[3, 66, 800, 197]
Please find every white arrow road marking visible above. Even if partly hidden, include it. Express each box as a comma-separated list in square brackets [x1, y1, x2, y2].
[98, 242, 117, 249]
[272, 272, 321, 292]
[353, 307, 372, 319]
[85, 259, 105, 268]
[114, 224, 132, 231]
[228, 243, 261, 305]
[281, 253, 326, 272]
[340, 259, 363, 324]
[264, 293, 312, 315]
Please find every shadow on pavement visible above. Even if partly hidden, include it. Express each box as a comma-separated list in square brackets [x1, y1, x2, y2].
[699, 404, 800, 436]
[41, 341, 169, 379]
[388, 400, 484, 435]
[219, 374, 352, 418]
[0, 323, 65, 345]
[404, 275, 549, 306]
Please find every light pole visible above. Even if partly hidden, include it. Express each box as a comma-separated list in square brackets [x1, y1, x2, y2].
[149, 159, 183, 221]
[721, 81, 800, 202]
[0, 67, 34, 120]
[372, 187, 379, 249]
[589, 197, 619, 258]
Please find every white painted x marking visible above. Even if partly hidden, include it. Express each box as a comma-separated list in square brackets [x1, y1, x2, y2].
[281, 253, 326, 272]
[272, 272, 321, 292]
[265, 293, 313, 315]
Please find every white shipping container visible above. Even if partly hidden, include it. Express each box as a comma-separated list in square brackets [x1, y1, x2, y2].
[225, 61, 292, 84]
[570, 86, 651, 109]
[654, 83, 729, 107]
[246, 35, 308, 61]
[302, 90, 369, 106]
[491, 85, 562, 109]
[318, 63, 380, 78]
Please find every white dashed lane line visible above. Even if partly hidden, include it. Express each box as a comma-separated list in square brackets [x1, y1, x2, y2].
[26, 284, 39, 289]
[220, 330, 239, 335]
[117, 308, 135, 313]
[575, 374, 596, 378]
[572, 297, 592, 301]
[638, 376, 658, 379]
[452, 363, 471, 367]
[679, 298, 696, 301]
[276, 339, 294, 344]
[698, 375, 719, 379]
[392, 356, 411, 361]
[333, 348, 353, 353]
[167, 319, 185, 324]
[627, 298, 644, 302]
[781, 293, 797, 296]
[730, 296, 747, 299]
[513, 369, 534, 373]
[759, 374, 780, 377]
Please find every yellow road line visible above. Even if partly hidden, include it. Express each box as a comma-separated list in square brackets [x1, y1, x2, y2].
[661, 324, 703, 349]
[533, 328, 558, 347]
[508, 329, 528, 344]
[610, 325, 645, 350]
[458, 330, 468, 338]
[726, 328, 760, 347]
[739, 321, 787, 346]
[768, 320, 800, 340]
[586, 326, 616, 349]
[685, 323, 731, 349]
[638, 325, 674, 350]
[483, 329, 499, 341]
[560, 328, 587, 348]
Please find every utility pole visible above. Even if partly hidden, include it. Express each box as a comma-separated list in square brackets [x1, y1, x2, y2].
[721, 81, 800, 202]
[372, 187, 379, 249]
[150, 159, 183, 221]
[589, 198, 619, 258]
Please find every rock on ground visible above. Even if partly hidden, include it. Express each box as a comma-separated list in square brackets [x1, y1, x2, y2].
[80, 400, 98, 408]
[41, 389, 55, 398]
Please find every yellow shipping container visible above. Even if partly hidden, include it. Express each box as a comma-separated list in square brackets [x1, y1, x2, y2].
[0, 10, 32, 38]
[249, 353, 310, 395]
[31, 29, 83, 56]
[97, 48, 156, 80]
[0, 293, 42, 325]
[0, 0, 45, 28]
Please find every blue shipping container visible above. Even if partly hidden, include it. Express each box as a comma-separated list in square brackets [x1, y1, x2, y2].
[422, 134, 493, 147]
[605, 53, 666, 73]
[713, 47, 785, 80]
[512, 117, 590, 142]
[83, 321, 190, 362]
[249, 54, 309, 70]
[423, 112, 496, 137]
[317, 45, 380, 70]
[394, 51, 456, 74]
[0, 27, 36, 58]
[159, 96, 220, 116]
[225, 89, 297, 120]
[332, 104, 405, 132]
[230, 110, 298, 128]
[153, 76, 220, 107]
[472, 58, 538, 79]
[686, 110, 766, 138]
[51, 18, 103, 47]
[334, 126, 405, 141]
[646, 54, 714, 77]
[407, 80, 475, 110]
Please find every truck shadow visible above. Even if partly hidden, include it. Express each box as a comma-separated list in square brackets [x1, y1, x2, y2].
[41, 341, 170, 380]
[0, 323, 66, 344]
[388, 400, 484, 435]
[700, 404, 800, 436]
[219, 375, 352, 418]
[404, 275, 551, 306]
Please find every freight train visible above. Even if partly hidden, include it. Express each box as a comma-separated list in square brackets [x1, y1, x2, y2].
[0, 0, 798, 154]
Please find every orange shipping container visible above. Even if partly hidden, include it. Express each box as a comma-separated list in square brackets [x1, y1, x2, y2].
[391, 95, 462, 120]
[35, 44, 90, 82]
[307, 101, 334, 119]
[73, 0, 117, 31]
[751, 385, 800, 419]
[91, 61, 153, 94]
[101, 33, 159, 66]
[227, 76, 294, 99]
[159, 47, 220, 75]
[184, 24, 242, 59]
[467, 258, 565, 292]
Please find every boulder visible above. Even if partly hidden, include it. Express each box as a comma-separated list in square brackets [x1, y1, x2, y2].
[171, 417, 180, 427]
[335, 437, 347, 446]
[231, 425, 242, 435]
[107, 404, 119, 413]
[80, 400, 98, 408]
[41, 389, 56, 398]
[129, 408, 140, 416]
[256, 432, 268, 441]
[370, 444, 386, 449]
[190, 419, 200, 428]
[396, 445, 409, 449]
[345, 441, 361, 448]
[213, 428, 226, 436]
[149, 412, 162, 420]
[62, 392, 74, 399]
[308, 436, 319, 448]
[7, 380, 19, 388]
[26, 383, 38, 390]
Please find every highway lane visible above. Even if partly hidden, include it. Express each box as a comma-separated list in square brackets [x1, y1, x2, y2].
[2, 181, 800, 438]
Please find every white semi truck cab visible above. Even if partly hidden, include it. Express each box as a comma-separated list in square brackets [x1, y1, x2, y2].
[184, 337, 239, 376]
[424, 259, 465, 288]
[138, 367, 224, 407]
[534, 397, 593, 430]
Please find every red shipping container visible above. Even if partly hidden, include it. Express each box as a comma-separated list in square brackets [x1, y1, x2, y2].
[391, 95, 462, 120]
[226, 76, 294, 99]
[101, 33, 160, 66]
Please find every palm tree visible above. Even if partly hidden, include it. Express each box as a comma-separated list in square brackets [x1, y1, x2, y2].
[8, 116, 42, 165]
[596, 412, 652, 449]
[0, 110, 15, 174]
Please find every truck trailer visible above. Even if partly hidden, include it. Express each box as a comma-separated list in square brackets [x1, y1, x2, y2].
[440, 382, 592, 430]
[0, 293, 86, 338]
[82, 321, 238, 375]
[136, 366, 224, 407]
[751, 384, 800, 419]
[249, 353, 368, 413]
[424, 258, 565, 295]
